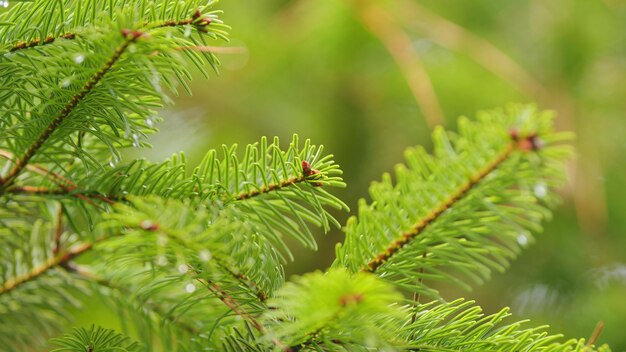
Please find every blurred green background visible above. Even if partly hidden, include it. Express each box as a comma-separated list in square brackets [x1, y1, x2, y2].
[130, 0, 626, 348]
[148, 0, 625, 348]
[72, 0, 626, 349]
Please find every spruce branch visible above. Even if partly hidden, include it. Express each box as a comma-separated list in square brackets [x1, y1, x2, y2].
[0, 242, 92, 295]
[0, 32, 139, 187]
[192, 268, 292, 352]
[363, 139, 516, 273]
[335, 106, 573, 298]
[5, 7, 216, 52]
[9, 32, 76, 52]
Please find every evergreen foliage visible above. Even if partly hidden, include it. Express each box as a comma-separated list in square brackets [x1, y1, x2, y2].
[0, 1, 611, 351]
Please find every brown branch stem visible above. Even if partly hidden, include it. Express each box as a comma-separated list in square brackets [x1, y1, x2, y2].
[214, 259, 268, 302]
[9, 33, 76, 52]
[198, 277, 262, 329]
[235, 175, 307, 201]
[586, 321, 605, 347]
[362, 141, 517, 273]
[1, 36, 136, 187]
[0, 242, 93, 295]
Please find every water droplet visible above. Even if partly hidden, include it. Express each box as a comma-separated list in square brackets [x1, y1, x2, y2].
[156, 255, 168, 266]
[184, 26, 192, 38]
[185, 283, 196, 293]
[178, 264, 188, 274]
[132, 133, 140, 147]
[74, 54, 85, 64]
[145, 117, 154, 127]
[60, 77, 71, 88]
[534, 183, 547, 198]
[2, 1, 8, 8]
[149, 68, 163, 94]
[157, 234, 168, 246]
[109, 161, 115, 167]
[517, 233, 529, 246]
[198, 250, 212, 262]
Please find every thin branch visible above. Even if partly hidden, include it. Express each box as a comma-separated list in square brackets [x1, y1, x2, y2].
[6, 185, 116, 209]
[175, 45, 246, 54]
[190, 267, 291, 351]
[214, 258, 268, 302]
[586, 321, 605, 347]
[0, 242, 92, 295]
[7, 11, 211, 52]
[0, 149, 73, 188]
[235, 175, 307, 201]
[391, 0, 548, 99]
[53, 205, 64, 255]
[409, 252, 427, 326]
[194, 273, 264, 332]
[9, 33, 76, 52]
[352, 0, 445, 129]
[362, 134, 540, 272]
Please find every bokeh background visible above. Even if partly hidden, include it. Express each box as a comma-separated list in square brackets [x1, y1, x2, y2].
[33, 0, 626, 349]
[151, 0, 626, 348]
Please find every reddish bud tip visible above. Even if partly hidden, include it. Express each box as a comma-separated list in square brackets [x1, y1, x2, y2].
[193, 9, 202, 19]
[517, 134, 543, 152]
[509, 128, 519, 141]
[140, 220, 159, 231]
[197, 17, 212, 26]
[121, 28, 131, 37]
[302, 161, 312, 176]
[339, 293, 363, 306]
[131, 30, 144, 39]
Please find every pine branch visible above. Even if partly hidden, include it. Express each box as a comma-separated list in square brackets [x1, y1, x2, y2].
[400, 299, 610, 351]
[264, 269, 406, 350]
[0, 32, 139, 187]
[50, 325, 142, 352]
[0, 242, 92, 295]
[7, 11, 213, 52]
[9, 32, 76, 52]
[335, 105, 573, 297]
[194, 273, 264, 333]
[363, 140, 516, 273]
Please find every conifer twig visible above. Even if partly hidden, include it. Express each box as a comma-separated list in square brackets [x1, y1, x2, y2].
[214, 258, 268, 302]
[0, 33, 140, 188]
[362, 132, 541, 272]
[9, 33, 76, 52]
[53, 206, 64, 255]
[0, 242, 93, 295]
[6, 185, 117, 205]
[190, 267, 291, 351]
[7, 11, 212, 52]
[586, 321, 605, 347]
[0, 149, 73, 188]
[235, 175, 307, 201]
